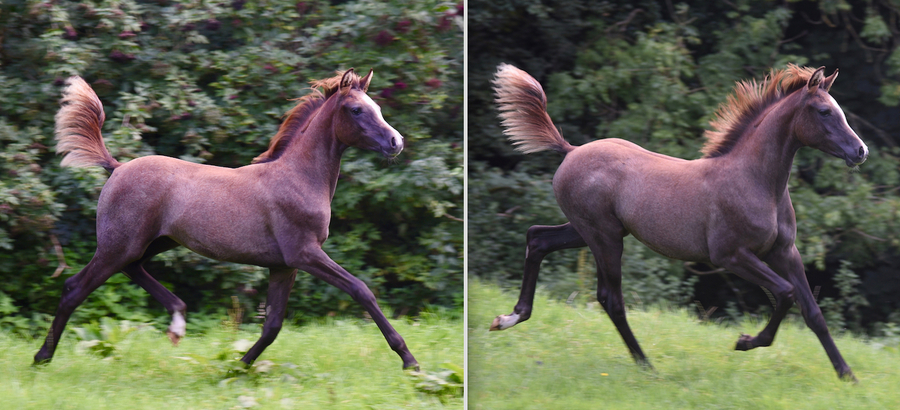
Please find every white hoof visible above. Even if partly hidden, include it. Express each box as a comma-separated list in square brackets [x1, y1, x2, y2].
[167, 312, 186, 345]
[490, 313, 520, 331]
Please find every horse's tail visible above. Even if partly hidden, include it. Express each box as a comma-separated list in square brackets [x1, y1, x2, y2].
[55, 76, 119, 173]
[493, 63, 574, 155]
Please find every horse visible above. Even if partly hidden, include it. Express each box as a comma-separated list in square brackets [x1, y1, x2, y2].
[489, 63, 868, 381]
[34, 68, 418, 371]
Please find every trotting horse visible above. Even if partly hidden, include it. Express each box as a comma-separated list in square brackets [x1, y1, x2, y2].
[35, 68, 418, 370]
[489, 64, 868, 381]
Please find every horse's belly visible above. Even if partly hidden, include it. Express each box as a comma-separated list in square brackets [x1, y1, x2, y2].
[628, 226, 709, 262]
[189, 238, 282, 266]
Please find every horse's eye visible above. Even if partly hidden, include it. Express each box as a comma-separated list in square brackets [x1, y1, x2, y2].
[818, 108, 831, 117]
[351, 107, 363, 115]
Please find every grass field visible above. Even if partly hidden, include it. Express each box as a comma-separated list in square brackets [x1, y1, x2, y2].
[468, 280, 900, 410]
[1, 313, 462, 409]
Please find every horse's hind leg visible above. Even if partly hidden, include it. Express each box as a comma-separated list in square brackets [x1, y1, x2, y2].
[586, 231, 652, 368]
[293, 248, 419, 370]
[122, 237, 187, 345]
[34, 256, 123, 364]
[491, 223, 586, 331]
[241, 267, 297, 365]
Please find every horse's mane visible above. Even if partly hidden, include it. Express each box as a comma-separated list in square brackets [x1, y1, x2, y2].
[252, 70, 362, 164]
[701, 64, 818, 158]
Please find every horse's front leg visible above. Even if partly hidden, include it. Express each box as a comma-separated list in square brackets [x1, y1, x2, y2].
[293, 248, 418, 370]
[711, 248, 795, 347]
[733, 245, 801, 351]
[778, 246, 855, 381]
[241, 267, 297, 365]
[491, 223, 586, 331]
[712, 246, 854, 381]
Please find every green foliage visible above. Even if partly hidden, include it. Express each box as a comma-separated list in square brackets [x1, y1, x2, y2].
[0, 0, 462, 332]
[468, 0, 900, 333]
[71, 317, 155, 359]
[408, 363, 464, 404]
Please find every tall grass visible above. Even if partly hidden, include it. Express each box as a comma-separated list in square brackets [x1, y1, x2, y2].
[2, 313, 463, 409]
[468, 279, 900, 410]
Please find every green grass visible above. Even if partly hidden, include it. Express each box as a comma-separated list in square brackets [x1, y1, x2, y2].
[1, 313, 463, 409]
[468, 279, 900, 410]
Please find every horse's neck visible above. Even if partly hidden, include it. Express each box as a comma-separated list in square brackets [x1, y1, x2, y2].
[727, 96, 803, 198]
[273, 109, 347, 199]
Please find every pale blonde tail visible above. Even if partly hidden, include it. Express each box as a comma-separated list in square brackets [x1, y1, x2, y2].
[493, 64, 574, 155]
[55, 77, 119, 172]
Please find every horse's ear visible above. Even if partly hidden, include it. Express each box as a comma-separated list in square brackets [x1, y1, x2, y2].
[821, 68, 839, 93]
[806, 66, 826, 95]
[360, 69, 373, 93]
[340, 68, 355, 95]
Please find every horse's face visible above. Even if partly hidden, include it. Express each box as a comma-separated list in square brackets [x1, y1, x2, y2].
[795, 67, 868, 167]
[333, 69, 404, 158]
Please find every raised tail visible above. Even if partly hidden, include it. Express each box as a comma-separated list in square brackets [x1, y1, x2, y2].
[493, 64, 574, 155]
[55, 77, 119, 173]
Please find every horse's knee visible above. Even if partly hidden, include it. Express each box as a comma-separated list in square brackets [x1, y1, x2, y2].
[347, 279, 377, 304]
[776, 282, 795, 301]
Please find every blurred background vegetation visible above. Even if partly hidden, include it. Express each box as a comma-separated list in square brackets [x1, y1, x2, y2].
[469, 0, 900, 336]
[0, 0, 463, 334]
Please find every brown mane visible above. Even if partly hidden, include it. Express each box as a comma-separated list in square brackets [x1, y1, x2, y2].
[701, 64, 818, 158]
[252, 70, 362, 164]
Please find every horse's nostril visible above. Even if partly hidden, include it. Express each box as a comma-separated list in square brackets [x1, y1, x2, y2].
[859, 146, 867, 158]
[390, 137, 397, 148]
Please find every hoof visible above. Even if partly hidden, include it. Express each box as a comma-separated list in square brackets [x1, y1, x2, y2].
[840, 370, 858, 383]
[403, 362, 420, 372]
[490, 313, 520, 331]
[166, 330, 182, 346]
[734, 333, 754, 351]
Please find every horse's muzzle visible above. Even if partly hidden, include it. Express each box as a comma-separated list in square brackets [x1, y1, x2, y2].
[384, 135, 404, 158]
[845, 144, 868, 167]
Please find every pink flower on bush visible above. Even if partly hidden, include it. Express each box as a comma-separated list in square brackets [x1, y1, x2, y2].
[374, 30, 394, 46]
[395, 20, 411, 34]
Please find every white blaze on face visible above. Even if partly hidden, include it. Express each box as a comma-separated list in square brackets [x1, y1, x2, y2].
[361, 93, 403, 143]
[827, 94, 867, 152]
[827, 94, 849, 123]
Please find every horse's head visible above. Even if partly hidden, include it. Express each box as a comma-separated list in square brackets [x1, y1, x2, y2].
[332, 69, 404, 158]
[793, 67, 868, 167]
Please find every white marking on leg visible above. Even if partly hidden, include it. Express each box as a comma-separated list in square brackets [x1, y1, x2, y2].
[169, 311, 186, 337]
[490, 313, 521, 331]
